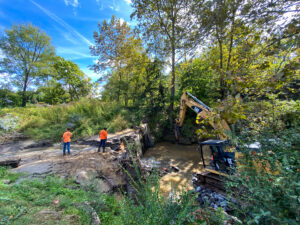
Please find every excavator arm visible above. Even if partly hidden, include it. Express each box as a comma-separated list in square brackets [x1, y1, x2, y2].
[175, 91, 231, 140]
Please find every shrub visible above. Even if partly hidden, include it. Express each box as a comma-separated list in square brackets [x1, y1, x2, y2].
[226, 128, 300, 225]
[108, 115, 128, 133]
[0, 99, 133, 141]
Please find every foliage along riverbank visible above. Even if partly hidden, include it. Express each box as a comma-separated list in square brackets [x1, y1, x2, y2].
[1, 165, 227, 225]
[0, 1, 299, 224]
[1, 96, 299, 143]
[0, 96, 299, 224]
[0, 99, 133, 142]
[1, 124, 299, 225]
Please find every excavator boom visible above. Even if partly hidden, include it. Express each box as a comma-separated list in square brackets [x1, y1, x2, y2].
[175, 92, 235, 193]
[176, 91, 231, 140]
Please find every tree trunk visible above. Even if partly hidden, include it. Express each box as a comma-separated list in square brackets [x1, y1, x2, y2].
[69, 84, 73, 101]
[227, 14, 236, 96]
[218, 38, 225, 99]
[124, 93, 128, 107]
[117, 72, 121, 103]
[169, 28, 176, 129]
[226, 25, 234, 70]
[22, 73, 29, 107]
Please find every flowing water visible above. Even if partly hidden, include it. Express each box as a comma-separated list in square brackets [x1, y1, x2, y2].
[143, 142, 204, 197]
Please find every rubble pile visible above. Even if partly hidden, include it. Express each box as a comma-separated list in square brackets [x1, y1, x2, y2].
[192, 173, 230, 212]
[141, 158, 181, 177]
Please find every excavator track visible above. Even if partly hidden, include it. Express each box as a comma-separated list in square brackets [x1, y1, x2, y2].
[195, 170, 226, 193]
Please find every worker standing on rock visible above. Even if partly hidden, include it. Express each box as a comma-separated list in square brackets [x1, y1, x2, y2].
[98, 128, 107, 153]
[62, 128, 72, 156]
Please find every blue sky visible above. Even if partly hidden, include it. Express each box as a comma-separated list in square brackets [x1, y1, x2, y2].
[0, 0, 133, 81]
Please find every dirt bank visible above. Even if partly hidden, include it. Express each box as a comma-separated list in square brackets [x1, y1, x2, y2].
[0, 129, 145, 193]
[1, 128, 203, 199]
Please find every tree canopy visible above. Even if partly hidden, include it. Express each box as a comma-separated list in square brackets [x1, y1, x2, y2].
[0, 24, 55, 106]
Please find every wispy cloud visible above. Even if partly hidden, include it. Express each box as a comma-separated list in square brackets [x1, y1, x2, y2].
[109, 5, 119, 11]
[56, 47, 96, 60]
[96, 0, 120, 12]
[124, 0, 131, 4]
[30, 0, 92, 46]
[81, 67, 100, 81]
[64, 0, 79, 8]
[64, 0, 80, 15]
[95, 0, 103, 10]
[62, 33, 79, 45]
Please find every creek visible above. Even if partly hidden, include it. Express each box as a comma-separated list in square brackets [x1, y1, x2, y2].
[142, 142, 204, 197]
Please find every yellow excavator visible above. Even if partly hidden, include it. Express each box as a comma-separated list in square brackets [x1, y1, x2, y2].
[175, 91, 236, 190]
[175, 92, 278, 191]
[175, 91, 231, 141]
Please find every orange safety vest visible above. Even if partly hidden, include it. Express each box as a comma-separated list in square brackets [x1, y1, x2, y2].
[99, 130, 107, 140]
[63, 131, 72, 143]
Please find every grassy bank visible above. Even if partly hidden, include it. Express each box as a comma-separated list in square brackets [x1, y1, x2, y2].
[0, 167, 221, 225]
[0, 99, 133, 142]
[0, 169, 96, 224]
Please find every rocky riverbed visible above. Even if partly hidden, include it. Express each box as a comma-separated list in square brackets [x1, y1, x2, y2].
[1, 126, 236, 218]
[0, 128, 151, 195]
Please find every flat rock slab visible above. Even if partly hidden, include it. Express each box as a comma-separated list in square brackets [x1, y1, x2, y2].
[0, 157, 21, 168]
[13, 162, 53, 175]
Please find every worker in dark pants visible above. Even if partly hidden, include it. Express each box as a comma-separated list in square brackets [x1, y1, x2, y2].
[62, 128, 72, 156]
[98, 127, 107, 152]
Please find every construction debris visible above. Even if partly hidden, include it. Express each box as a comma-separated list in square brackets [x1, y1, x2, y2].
[192, 173, 231, 212]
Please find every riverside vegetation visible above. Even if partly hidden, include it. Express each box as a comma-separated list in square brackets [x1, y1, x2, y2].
[0, 98, 299, 224]
[0, 0, 299, 224]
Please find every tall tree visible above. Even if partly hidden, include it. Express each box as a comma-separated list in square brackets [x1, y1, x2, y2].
[193, 0, 299, 99]
[0, 24, 55, 106]
[53, 56, 92, 101]
[192, 0, 245, 98]
[131, 0, 194, 126]
[90, 15, 143, 103]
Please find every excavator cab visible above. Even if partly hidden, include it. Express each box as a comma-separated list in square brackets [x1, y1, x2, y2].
[198, 140, 236, 174]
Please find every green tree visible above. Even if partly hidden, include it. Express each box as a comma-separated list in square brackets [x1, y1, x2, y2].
[37, 79, 69, 105]
[178, 58, 220, 104]
[53, 56, 92, 101]
[131, 0, 195, 126]
[0, 89, 22, 107]
[90, 15, 143, 103]
[139, 58, 167, 113]
[191, 0, 299, 99]
[0, 24, 55, 106]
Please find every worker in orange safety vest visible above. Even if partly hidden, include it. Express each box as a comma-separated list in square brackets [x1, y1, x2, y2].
[98, 127, 107, 152]
[62, 128, 72, 156]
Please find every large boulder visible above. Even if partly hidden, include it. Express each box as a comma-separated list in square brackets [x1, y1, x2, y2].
[74, 170, 113, 194]
[94, 179, 111, 193]
[74, 170, 90, 186]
